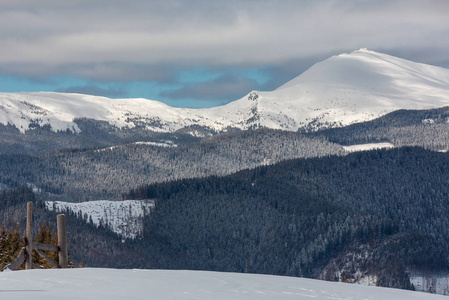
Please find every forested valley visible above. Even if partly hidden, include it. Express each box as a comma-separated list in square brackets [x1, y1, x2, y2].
[2, 146, 449, 290]
[0, 128, 344, 202]
[0, 107, 448, 203]
[1, 107, 449, 292]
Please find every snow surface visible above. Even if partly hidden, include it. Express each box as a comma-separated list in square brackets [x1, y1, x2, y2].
[2, 49, 449, 134]
[343, 142, 395, 152]
[45, 200, 154, 239]
[0, 268, 446, 300]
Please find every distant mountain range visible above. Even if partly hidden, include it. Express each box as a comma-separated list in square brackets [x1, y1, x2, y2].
[2, 49, 449, 295]
[1, 48, 449, 134]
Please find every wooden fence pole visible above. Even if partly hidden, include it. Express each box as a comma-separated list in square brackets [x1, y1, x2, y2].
[57, 214, 68, 268]
[25, 201, 33, 270]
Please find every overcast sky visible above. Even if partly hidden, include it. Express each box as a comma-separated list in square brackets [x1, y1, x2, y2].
[0, 0, 448, 107]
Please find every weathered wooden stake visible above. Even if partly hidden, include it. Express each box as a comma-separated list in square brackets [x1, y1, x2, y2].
[25, 201, 33, 270]
[57, 214, 68, 268]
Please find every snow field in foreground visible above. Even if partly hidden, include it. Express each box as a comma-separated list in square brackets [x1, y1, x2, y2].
[0, 268, 447, 300]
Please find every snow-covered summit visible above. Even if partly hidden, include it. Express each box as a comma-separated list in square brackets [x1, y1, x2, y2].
[279, 48, 449, 91]
[260, 48, 449, 130]
[1, 49, 449, 133]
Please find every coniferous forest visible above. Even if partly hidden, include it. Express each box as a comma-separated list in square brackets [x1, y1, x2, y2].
[1, 107, 449, 291]
[124, 147, 449, 290]
[3, 146, 449, 290]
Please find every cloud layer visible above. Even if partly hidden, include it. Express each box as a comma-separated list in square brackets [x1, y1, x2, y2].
[1, 0, 448, 106]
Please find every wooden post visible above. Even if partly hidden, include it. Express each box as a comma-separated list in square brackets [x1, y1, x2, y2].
[25, 201, 33, 270]
[57, 214, 68, 268]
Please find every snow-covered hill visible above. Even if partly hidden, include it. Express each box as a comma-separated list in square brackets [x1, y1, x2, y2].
[1, 49, 449, 134]
[0, 268, 446, 300]
[45, 200, 154, 239]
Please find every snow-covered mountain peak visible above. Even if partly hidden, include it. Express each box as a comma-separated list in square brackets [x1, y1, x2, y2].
[1, 49, 449, 134]
[277, 48, 449, 91]
[257, 49, 449, 130]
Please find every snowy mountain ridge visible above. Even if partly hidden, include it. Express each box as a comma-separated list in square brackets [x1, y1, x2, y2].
[2, 49, 449, 134]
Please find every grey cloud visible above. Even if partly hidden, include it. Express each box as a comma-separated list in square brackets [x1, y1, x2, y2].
[71, 62, 178, 83]
[382, 47, 449, 69]
[260, 52, 339, 91]
[161, 74, 260, 102]
[0, 62, 178, 83]
[0, 0, 448, 86]
[56, 85, 126, 98]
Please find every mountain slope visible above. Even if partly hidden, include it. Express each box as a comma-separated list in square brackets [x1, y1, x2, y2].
[1, 49, 449, 134]
[312, 106, 449, 151]
[0, 129, 343, 202]
[45, 200, 155, 239]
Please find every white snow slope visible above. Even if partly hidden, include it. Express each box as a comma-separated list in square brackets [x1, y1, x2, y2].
[1, 49, 449, 133]
[343, 142, 395, 152]
[0, 268, 446, 300]
[45, 200, 154, 239]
